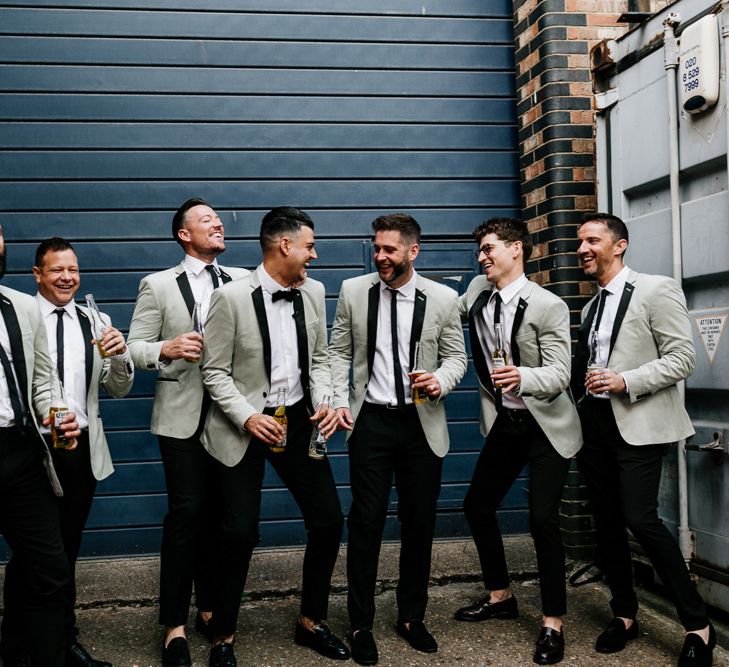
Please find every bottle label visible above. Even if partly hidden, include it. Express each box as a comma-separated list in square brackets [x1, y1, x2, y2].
[53, 409, 69, 429]
[492, 356, 507, 370]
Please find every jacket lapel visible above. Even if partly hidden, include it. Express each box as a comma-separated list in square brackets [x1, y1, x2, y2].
[366, 282, 380, 378]
[609, 281, 635, 356]
[510, 297, 528, 367]
[175, 271, 196, 318]
[408, 289, 427, 369]
[0, 296, 30, 412]
[219, 267, 233, 285]
[76, 306, 93, 398]
[570, 294, 599, 401]
[251, 285, 272, 383]
[468, 288, 495, 396]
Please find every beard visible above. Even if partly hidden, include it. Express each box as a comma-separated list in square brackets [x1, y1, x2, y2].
[377, 257, 409, 284]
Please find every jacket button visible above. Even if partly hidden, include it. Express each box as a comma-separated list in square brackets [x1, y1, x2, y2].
[263, 392, 267, 398]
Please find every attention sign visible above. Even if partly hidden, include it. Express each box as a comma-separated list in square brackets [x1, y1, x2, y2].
[695, 313, 727, 363]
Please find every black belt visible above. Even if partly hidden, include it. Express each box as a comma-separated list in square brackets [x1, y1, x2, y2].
[262, 397, 307, 416]
[500, 408, 534, 424]
[0, 424, 25, 441]
[363, 401, 416, 414]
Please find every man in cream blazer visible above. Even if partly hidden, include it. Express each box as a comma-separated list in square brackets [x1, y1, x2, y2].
[26, 236, 133, 667]
[453, 218, 580, 666]
[127, 198, 249, 666]
[573, 213, 713, 667]
[201, 207, 348, 667]
[329, 214, 466, 665]
[0, 225, 80, 667]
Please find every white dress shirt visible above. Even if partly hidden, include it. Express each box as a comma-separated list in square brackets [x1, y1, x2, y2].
[183, 254, 222, 323]
[36, 293, 88, 431]
[0, 313, 24, 427]
[589, 265, 630, 399]
[475, 273, 528, 410]
[257, 266, 305, 408]
[366, 271, 418, 406]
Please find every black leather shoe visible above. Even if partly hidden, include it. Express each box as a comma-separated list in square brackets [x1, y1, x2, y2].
[454, 595, 519, 622]
[67, 642, 113, 667]
[595, 618, 639, 653]
[209, 642, 237, 667]
[533, 627, 564, 665]
[195, 613, 214, 644]
[678, 624, 716, 667]
[351, 629, 378, 666]
[295, 622, 350, 660]
[395, 620, 438, 654]
[162, 637, 192, 667]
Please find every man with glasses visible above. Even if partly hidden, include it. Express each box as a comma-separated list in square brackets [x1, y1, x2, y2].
[454, 218, 581, 665]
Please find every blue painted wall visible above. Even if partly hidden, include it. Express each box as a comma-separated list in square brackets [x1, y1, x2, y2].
[0, 0, 522, 557]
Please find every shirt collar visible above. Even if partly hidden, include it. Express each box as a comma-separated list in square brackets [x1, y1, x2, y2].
[600, 265, 630, 296]
[183, 254, 219, 277]
[379, 270, 418, 298]
[494, 273, 528, 306]
[257, 264, 292, 296]
[35, 292, 76, 318]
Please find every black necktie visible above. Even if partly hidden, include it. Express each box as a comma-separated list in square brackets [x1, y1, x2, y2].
[389, 289, 406, 408]
[593, 289, 609, 332]
[205, 264, 220, 289]
[491, 292, 503, 412]
[272, 289, 296, 303]
[55, 308, 65, 386]
[0, 342, 24, 427]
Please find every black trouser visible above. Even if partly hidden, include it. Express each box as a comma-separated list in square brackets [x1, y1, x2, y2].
[47, 430, 96, 644]
[211, 399, 344, 638]
[577, 397, 708, 630]
[346, 402, 443, 631]
[464, 409, 570, 617]
[158, 428, 220, 627]
[0, 426, 70, 667]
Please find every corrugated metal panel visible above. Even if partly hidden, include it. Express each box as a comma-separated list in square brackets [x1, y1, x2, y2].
[0, 0, 521, 557]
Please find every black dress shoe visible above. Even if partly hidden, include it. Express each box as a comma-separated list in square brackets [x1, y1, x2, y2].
[595, 617, 639, 653]
[195, 613, 214, 644]
[350, 629, 378, 666]
[395, 620, 438, 654]
[209, 642, 237, 667]
[67, 642, 113, 667]
[533, 627, 564, 665]
[454, 595, 519, 622]
[162, 637, 192, 667]
[678, 624, 716, 667]
[295, 622, 351, 660]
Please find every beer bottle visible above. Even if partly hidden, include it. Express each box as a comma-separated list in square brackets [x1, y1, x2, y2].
[308, 394, 331, 460]
[270, 387, 287, 453]
[187, 302, 203, 363]
[492, 322, 509, 369]
[49, 367, 72, 449]
[409, 341, 428, 404]
[85, 293, 111, 358]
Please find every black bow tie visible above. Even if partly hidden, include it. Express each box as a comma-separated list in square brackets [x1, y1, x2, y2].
[272, 289, 297, 303]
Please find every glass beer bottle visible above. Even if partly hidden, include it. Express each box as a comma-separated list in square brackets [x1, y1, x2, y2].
[308, 394, 331, 460]
[85, 293, 111, 358]
[409, 341, 428, 404]
[492, 322, 509, 369]
[187, 302, 203, 363]
[271, 387, 287, 453]
[49, 368, 72, 449]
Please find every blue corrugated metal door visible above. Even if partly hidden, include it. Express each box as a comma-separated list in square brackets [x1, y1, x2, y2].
[0, 0, 521, 557]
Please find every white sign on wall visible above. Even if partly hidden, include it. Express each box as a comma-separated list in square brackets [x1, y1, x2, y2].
[694, 313, 727, 363]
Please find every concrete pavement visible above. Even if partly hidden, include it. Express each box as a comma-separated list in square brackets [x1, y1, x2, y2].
[3, 537, 728, 666]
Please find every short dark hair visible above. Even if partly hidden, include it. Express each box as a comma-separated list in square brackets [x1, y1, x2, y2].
[472, 217, 533, 263]
[259, 207, 314, 251]
[371, 213, 421, 245]
[35, 237, 76, 268]
[580, 212, 629, 255]
[172, 197, 211, 246]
